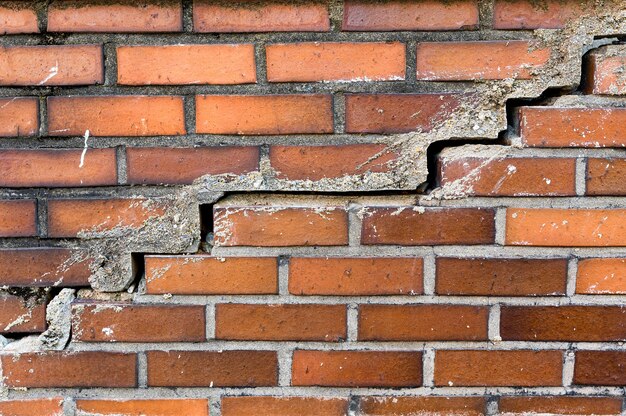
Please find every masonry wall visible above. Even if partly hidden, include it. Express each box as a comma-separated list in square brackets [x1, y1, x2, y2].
[0, 1, 625, 415]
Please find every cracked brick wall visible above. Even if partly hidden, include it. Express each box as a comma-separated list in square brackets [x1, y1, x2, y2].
[0, 1, 625, 415]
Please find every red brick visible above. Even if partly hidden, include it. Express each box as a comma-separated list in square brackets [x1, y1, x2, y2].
[434, 350, 563, 387]
[499, 396, 623, 415]
[577, 258, 626, 294]
[126, 146, 260, 185]
[76, 399, 209, 416]
[506, 208, 626, 247]
[0, 248, 91, 287]
[438, 154, 576, 196]
[221, 397, 348, 416]
[345, 93, 463, 134]
[117, 44, 256, 85]
[0, 97, 38, 137]
[587, 158, 626, 195]
[574, 351, 626, 386]
[289, 257, 423, 296]
[48, 0, 183, 32]
[270, 144, 397, 181]
[266, 42, 406, 82]
[416, 41, 550, 80]
[520, 107, 626, 147]
[193, 1, 330, 32]
[0, 294, 46, 333]
[72, 303, 206, 342]
[585, 46, 626, 95]
[358, 305, 488, 341]
[196, 95, 333, 135]
[1, 351, 137, 388]
[0, 149, 117, 187]
[501, 306, 626, 341]
[214, 206, 348, 247]
[343, 0, 479, 31]
[494, 0, 584, 29]
[436, 258, 568, 296]
[0, 5, 39, 34]
[362, 207, 495, 245]
[292, 350, 422, 387]
[358, 396, 487, 416]
[216, 304, 346, 341]
[0, 45, 102, 86]
[0, 399, 64, 416]
[145, 255, 278, 295]
[48, 96, 185, 137]
[0, 200, 37, 237]
[47, 198, 166, 238]
[147, 350, 277, 387]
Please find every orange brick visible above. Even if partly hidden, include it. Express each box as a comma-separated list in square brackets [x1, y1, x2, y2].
[72, 303, 206, 342]
[76, 399, 209, 416]
[117, 44, 256, 85]
[436, 258, 568, 296]
[358, 396, 487, 416]
[520, 107, 626, 147]
[266, 42, 406, 82]
[587, 158, 626, 195]
[1, 351, 137, 388]
[506, 208, 626, 247]
[574, 351, 626, 386]
[0, 294, 46, 333]
[270, 144, 397, 181]
[438, 153, 576, 196]
[193, 1, 330, 32]
[499, 396, 623, 416]
[145, 255, 278, 295]
[48, 0, 183, 32]
[435, 350, 563, 387]
[0, 4, 38, 34]
[577, 258, 626, 294]
[0, 148, 117, 187]
[343, 0, 478, 31]
[0, 45, 102, 86]
[216, 304, 346, 341]
[48, 96, 185, 137]
[494, 0, 584, 29]
[289, 257, 423, 296]
[0, 399, 64, 416]
[359, 305, 488, 341]
[345, 93, 463, 134]
[501, 306, 626, 341]
[292, 350, 422, 387]
[196, 95, 333, 135]
[0, 97, 38, 137]
[214, 206, 348, 247]
[47, 198, 166, 238]
[0, 248, 91, 287]
[147, 350, 278, 387]
[0, 200, 37, 237]
[126, 146, 260, 185]
[362, 207, 495, 245]
[585, 46, 626, 95]
[221, 397, 348, 416]
[416, 41, 550, 80]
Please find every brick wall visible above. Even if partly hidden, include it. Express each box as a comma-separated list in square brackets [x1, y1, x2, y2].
[0, 1, 626, 415]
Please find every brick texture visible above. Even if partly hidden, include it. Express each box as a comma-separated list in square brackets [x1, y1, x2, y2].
[0, 97, 38, 137]
[221, 397, 348, 416]
[577, 258, 626, 294]
[0, 200, 37, 237]
[0, 5, 39, 34]
[75, 399, 209, 416]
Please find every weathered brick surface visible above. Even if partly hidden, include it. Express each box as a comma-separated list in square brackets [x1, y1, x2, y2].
[493, 0, 585, 29]
[577, 258, 626, 294]
[75, 399, 209, 416]
[194, 1, 330, 33]
[358, 396, 487, 416]
[221, 397, 348, 416]
[0, 399, 64, 416]
[343, 0, 479, 31]
[266, 42, 406, 82]
[0, 294, 46, 333]
[48, 1, 183, 32]
[0, 200, 37, 237]
[0, 248, 91, 287]
[498, 396, 623, 415]
[574, 351, 626, 386]
[292, 350, 422, 387]
[0, 5, 39, 34]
